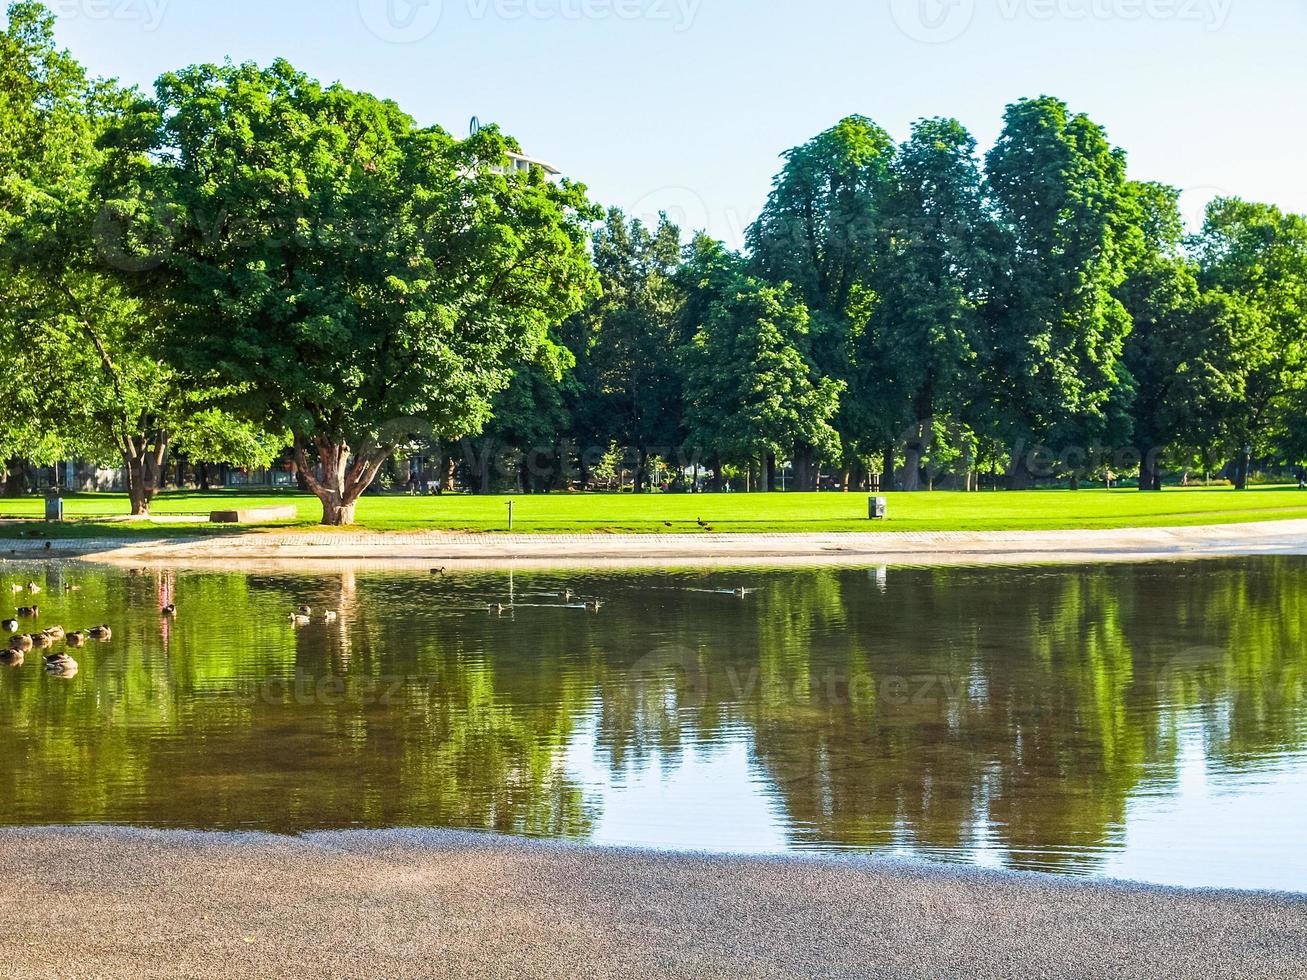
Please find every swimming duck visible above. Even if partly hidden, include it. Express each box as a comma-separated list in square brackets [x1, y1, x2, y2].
[44, 652, 77, 676]
[44, 625, 66, 640]
[488, 603, 507, 616]
[66, 631, 87, 649]
[584, 600, 603, 614]
[9, 634, 32, 652]
[431, 567, 447, 577]
[733, 588, 748, 598]
[2, 619, 17, 633]
[0, 649, 23, 667]
[88, 625, 112, 641]
[322, 610, 338, 622]
[162, 604, 177, 617]
[559, 589, 576, 602]
[31, 633, 53, 650]
[289, 613, 311, 627]
[296, 605, 312, 617]
[17, 606, 38, 618]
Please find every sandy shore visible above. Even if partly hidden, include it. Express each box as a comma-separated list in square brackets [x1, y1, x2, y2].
[0, 827, 1303, 979]
[14, 517, 1304, 569]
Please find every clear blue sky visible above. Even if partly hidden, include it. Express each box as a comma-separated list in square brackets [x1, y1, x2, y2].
[32, 0, 1307, 247]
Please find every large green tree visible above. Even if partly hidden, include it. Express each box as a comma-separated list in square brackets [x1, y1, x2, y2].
[0, 1, 266, 513]
[1119, 183, 1252, 489]
[105, 59, 598, 523]
[1192, 198, 1307, 487]
[984, 96, 1138, 488]
[683, 276, 842, 489]
[862, 117, 997, 490]
[747, 116, 894, 486]
[565, 209, 685, 492]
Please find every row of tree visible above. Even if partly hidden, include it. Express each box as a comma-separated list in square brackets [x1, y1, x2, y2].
[2, 2, 1306, 524]
[489, 114, 1307, 496]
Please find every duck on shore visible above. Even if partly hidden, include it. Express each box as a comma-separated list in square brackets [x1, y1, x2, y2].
[26, 583, 41, 594]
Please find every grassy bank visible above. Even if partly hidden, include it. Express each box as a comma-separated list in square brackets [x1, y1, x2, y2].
[2, 486, 1307, 537]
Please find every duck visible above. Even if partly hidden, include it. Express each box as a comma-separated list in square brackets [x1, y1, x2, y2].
[88, 625, 112, 641]
[63, 584, 81, 593]
[2, 619, 17, 633]
[17, 606, 38, 618]
[289, 613, 311, 627]
[44, 652, 78, 676]
[31, 633, 53, 650]
[66, 631, 88, 649]
[0, 649, 23, 668]
[584, 600, 603, 614]
[162, 604, 177, 617]
[296, 605, 312, 617]
[322, 610, 338, 622]
[9, 584, 24, 594]
[26, 583, 41, 594]
[9, 634, 32, 652]
[431, 567, 447, 577]
[44, 625, 66, 640]
[488, 603, 507, 616]
[733, 587, 748, 598]
[558, 589, 576, 603]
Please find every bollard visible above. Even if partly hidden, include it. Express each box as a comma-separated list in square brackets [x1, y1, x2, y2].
[45, 489, 64, 523]
[506, 500, 514, 531]
[869, 496, 888, 520]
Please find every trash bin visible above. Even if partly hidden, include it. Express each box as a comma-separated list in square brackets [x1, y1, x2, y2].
[44, 489, 63, 522]
[869, 496, 888, 520]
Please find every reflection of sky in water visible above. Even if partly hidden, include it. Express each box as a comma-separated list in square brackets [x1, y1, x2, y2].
[563, 708, 1307, 892]
[566, 716, 791, 854]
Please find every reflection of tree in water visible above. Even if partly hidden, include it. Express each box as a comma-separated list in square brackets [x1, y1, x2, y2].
[0, 561, 1304, 865]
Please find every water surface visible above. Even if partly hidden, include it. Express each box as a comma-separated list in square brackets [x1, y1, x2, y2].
[1, 558, 1304, 892]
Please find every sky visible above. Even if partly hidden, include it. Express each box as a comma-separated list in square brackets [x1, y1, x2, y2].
[28, 0, 1307, 248]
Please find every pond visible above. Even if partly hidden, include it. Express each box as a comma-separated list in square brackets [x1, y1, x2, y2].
[0, 558, 1304, 892]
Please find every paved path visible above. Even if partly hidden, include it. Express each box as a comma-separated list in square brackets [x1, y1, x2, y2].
[10, 518, 1307, 569]
[0, 827, 1304, 979]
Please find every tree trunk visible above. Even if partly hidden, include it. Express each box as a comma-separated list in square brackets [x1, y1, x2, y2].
[294, 436, 388, 527]
[122, 432, 169, 517]
[3, 458, 28, 498]
[882, 446, 895, 493]
[902, 445, 923, 492]
[766, 453, 777, 492]
[1008, 451, 1033, 491]
[1068, 472, 1080, 492]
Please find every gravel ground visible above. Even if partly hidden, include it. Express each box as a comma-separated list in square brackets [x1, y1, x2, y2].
[1, 827, 1304, 979]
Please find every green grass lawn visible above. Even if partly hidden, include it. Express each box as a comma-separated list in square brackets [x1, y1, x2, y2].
[2, 485, 1307, 537]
